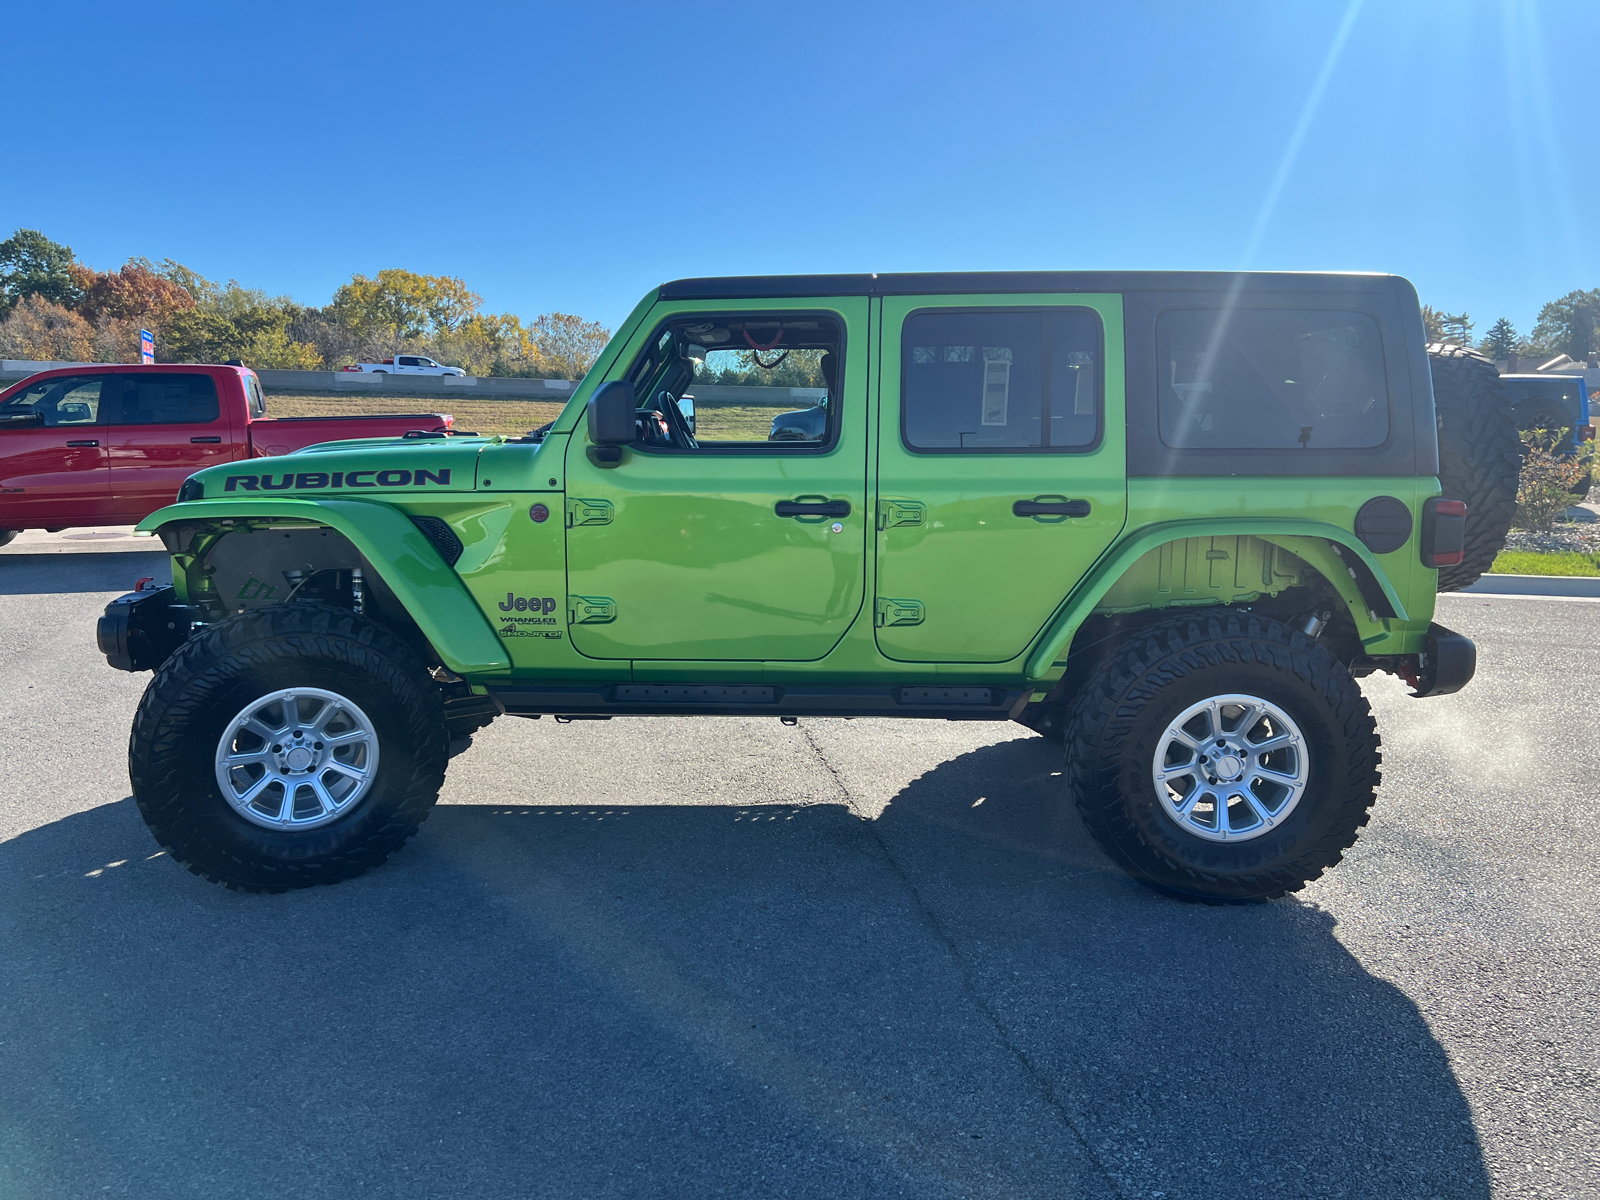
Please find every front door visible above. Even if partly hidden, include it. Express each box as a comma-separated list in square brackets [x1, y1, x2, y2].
[873, 295, 1128, 663]
[564, 300, 869, 661]
[0, 373, 111, 526]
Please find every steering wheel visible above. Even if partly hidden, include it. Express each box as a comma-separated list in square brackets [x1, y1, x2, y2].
[658, 389, 698, 449]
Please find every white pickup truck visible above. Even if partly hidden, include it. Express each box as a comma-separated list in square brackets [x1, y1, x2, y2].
[343, 355, 466, 377]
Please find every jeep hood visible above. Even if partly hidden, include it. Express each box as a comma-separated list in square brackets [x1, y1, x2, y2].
[188, 438, 490, 497]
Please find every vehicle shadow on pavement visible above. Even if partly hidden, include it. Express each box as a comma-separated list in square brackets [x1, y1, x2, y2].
[0, 550, 170, 596]
[0, 741, 1489, 1200]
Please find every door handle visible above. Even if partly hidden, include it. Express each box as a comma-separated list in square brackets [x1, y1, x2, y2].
[65, 439, 99, 447]
[1013, 498, 1091, 518]
[775, 498, 851, 518]
[190, 436, 222, 444]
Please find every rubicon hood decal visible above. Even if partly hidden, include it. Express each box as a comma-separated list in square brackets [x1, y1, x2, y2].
[224, 467, 451, 492]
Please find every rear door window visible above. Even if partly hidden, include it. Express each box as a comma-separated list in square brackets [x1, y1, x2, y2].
[901, 309, 1101, 451]
[109, 373, 221, 425]
[1156, 309, 1389, 450]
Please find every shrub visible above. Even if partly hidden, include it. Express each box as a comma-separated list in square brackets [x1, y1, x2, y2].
[1514, 426, 1591, 530]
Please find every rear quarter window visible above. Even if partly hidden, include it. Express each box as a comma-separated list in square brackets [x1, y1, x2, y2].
[1157, 309, 1389, 450]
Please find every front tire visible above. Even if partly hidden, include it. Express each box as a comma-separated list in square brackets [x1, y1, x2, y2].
[1065, 609, 1381, 903]
[0, 529, 19, 548]
[129, 603, 448, 891]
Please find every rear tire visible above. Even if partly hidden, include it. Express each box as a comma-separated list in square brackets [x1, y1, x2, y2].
[1064, 609, 1381, 903]
[1428, 344, 1520, 591]
[129, 603, 448, 891]
[0, 530, 18, 548]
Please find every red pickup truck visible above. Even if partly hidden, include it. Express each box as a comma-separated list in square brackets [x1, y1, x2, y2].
[0, 364, 453, 541]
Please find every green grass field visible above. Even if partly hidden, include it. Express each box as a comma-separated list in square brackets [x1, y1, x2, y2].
[1490, 549, 1600, 577]
[264, 393, 565, 438]
[263, 392, 791, 443]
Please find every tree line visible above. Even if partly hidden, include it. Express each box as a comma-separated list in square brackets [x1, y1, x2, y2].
[1422, 292, 1599, 366]
[0, 229, 611, 379]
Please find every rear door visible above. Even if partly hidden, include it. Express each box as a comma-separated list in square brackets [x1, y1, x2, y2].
[0, 374, 112, 526]
[873, 294, 1128, 662]
[105, 370, 234, 519]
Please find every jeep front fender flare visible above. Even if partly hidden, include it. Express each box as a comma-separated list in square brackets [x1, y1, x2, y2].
[136, 497, 511, 676]
[1023, 518, 1412, 682]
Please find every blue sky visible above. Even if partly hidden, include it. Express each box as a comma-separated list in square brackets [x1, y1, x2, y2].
[5, 1, 1595, 339]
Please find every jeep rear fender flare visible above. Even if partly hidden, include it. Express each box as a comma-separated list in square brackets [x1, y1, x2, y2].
[1023, 518, 1411, 682]
[136, 498, 511, 676]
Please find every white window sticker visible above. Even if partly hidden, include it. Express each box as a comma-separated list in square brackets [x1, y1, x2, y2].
[981, 359, 1011, 426]
[1064, 351, 1095, 414]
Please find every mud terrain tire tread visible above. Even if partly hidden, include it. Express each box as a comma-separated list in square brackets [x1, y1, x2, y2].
[1428, 343, 1520, 592]
[1064, 608, 1381, 903]
[129, 602, 448, 892]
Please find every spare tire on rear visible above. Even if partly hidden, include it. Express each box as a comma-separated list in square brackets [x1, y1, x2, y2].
[1428, 344, 1520, 592]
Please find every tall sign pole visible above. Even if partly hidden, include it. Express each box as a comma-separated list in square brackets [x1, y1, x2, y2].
[139, 329, 154, 364]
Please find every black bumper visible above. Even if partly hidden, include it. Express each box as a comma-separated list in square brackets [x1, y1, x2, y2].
[1414, 622, 1476, 697]
[97, 587, 195, 672]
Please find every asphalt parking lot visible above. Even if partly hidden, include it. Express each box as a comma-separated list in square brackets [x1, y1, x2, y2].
[2, 529, 1596, 1199]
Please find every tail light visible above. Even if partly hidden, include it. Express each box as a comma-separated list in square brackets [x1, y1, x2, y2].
[1421, 497, 1467, 568]
[1580, 424, 1595, 442]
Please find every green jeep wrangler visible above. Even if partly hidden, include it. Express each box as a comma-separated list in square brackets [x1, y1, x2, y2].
[99, 271, 1475, 903]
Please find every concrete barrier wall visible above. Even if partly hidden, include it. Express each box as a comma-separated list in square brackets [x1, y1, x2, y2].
[0, 360, 825, 410]
[253, 369, 580, 398]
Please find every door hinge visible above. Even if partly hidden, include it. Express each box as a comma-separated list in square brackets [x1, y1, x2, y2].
[566, 498, 614, 527]
[875, 598, 924, 627]
[876, 500, 925, 530]
[568, 595, 617, 624]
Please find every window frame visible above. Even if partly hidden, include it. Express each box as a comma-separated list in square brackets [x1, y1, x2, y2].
[1152, 304, 1395, 454]
[622, 308, 848, 457]
[898, 305, 1106, 456]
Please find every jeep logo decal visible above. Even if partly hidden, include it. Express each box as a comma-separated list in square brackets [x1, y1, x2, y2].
[499, 594, 557, 614]
[223, 468, 451, 492]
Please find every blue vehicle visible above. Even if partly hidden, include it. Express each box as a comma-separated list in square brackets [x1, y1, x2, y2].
[1501, 372, 1593, 498]
[1499, 373, 1592, 451]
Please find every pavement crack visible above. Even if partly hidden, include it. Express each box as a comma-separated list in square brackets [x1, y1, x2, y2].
[797, 724, 1131, 1200]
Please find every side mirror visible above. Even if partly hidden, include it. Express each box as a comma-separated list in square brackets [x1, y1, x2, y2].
[677, 395, 696, 435]
[587, 381, 637, 445]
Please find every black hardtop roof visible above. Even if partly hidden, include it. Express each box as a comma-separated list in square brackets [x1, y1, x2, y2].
[658, 270, 1407, 301]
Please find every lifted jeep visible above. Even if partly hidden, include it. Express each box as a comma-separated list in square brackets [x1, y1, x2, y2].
[101, 271, 1474, 902]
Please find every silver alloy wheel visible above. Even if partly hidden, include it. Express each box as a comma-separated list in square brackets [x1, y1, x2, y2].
[1152, 693, 1309, 842]
[214, 688, 380, 831]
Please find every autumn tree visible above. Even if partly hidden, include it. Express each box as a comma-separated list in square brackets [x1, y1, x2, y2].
[72, 260, 195, 326]
[0, 229, 81, 316]
[0, 294, 95, 361]
[527, 312, 611, 379]
[331, 269, 482, 354]
[142, 260, 322, 368]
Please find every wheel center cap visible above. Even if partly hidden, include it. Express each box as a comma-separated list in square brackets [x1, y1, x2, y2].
[1214, 753, 1244, 781]
[285, 746, 315, 772]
